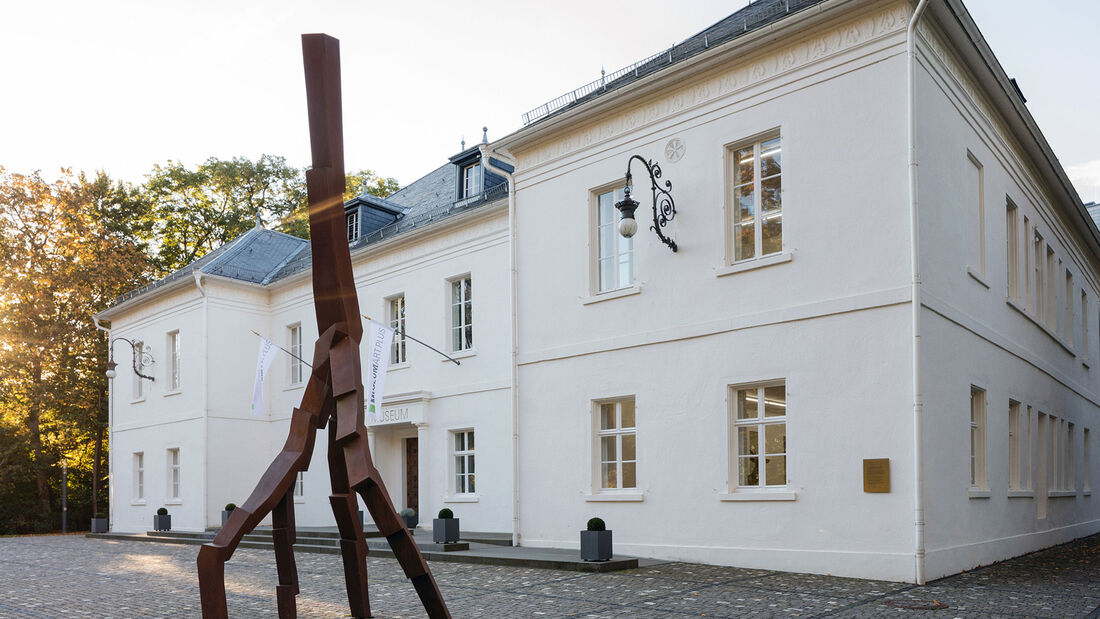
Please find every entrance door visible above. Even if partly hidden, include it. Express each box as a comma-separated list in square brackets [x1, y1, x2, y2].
[405, 437, 419, 515]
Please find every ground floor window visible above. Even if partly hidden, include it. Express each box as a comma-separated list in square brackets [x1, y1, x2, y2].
[134, 452, 144, 501]
[596, 398, 636, 490]
[167, 448, 180, 500]
[731, 382, 787, 488]
[453, 430, 475, 494]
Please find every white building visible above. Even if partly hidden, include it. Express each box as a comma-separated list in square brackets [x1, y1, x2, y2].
[100, 0, 1098, 584]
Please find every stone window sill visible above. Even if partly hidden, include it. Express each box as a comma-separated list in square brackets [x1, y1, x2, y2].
[715, 251, 792, 278]
[1007, 489, 1034, 498]
[443, 494, 479, 503]
[163, 389, 182, 397]
[164, 499, 183, 506]
[444, 349, 477, 362]
[967, 267, 990, 289]
[389, 362, 411, 372]
[1048, 490, 1077, 498]
[584, 492, 644, 502]
[719, 490, 797, 502]
[582, 285, 642, 305]
[968, 488, 991, 499]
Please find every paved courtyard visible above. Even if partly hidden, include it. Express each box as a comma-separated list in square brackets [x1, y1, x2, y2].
[0, 534, 1096, 618]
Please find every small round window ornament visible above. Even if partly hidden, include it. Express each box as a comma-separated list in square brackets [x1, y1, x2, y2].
[664, 138, 685, 163]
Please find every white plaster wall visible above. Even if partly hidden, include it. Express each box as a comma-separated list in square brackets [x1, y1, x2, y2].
[913, 24, 1100, 578]
[109, 284, 208, 532]
[509, 4, 916, 580]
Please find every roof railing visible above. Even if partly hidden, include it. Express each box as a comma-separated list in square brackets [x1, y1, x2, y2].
[521, 48, 671, 126]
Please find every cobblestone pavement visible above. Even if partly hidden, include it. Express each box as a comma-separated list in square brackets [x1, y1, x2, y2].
[0, 534, 1096, 618]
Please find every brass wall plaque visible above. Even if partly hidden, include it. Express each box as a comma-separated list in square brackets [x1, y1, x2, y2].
[863, 458, 890, 493]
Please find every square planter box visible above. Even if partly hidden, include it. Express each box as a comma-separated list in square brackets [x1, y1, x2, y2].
[580, 530, 612, 561]
[153, 514, 172, 532]
[90, 518, 108, 534]
[221, 510, 235, 526]
[433, 518, 459, 543]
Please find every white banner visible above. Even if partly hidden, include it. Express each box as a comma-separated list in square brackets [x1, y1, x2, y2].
[250, 336, 278, 416]
[364, 320, 395, 422]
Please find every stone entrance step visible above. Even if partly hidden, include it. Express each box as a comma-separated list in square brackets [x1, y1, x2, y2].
[87, 530, 638, 572]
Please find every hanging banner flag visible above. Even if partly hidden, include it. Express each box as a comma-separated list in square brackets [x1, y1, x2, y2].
[364, 319, 395, 423]
[251, 336, 278, 416]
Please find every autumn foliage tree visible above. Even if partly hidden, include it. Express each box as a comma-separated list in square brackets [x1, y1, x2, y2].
[0, 167, 150, 533]
[0, 156, 398, 534]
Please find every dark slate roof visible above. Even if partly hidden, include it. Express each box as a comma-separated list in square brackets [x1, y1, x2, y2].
[106, 227, 308, 308]
[1086, 202, 1100, 230]
[521, 0, 829, 126]
[269, 162, 506, 283]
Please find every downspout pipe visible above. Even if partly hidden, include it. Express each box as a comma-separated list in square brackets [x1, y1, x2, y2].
[907, 0, 931, 586]
[481, 146, 520, 547]
[194, 271, 210, 530]
[92, 314, 113, 532]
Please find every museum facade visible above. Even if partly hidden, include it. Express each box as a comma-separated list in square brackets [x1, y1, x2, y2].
[98, 0, 1099, 583]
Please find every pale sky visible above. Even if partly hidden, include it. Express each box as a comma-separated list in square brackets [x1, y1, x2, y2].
[1, 1, 1096, 200]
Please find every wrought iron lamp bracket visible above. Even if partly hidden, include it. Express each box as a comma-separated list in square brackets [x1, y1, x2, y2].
[108, 337, 155, 381]
[618, 154, 678, 252]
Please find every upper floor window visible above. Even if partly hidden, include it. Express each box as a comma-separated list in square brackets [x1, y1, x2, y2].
[966, 152, 985, 277]
[346, 209, 360, 242]
[389, 295, 406, 364]
[732, 382, 787, 488]
[132, 340, 146, 400]
[1006, 200, 1019, 301]
[596, 187, 632, 292]
[288, 323, 303, 385]
[294, 471, 305, 498]
[167, 331, 180, 391]
[462, 163, 482, 199]
[728, 135, 782, 263]
[450, 276, 473, 352]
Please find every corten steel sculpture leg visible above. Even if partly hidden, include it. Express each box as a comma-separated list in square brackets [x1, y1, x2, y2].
[196, 33, 450, 619]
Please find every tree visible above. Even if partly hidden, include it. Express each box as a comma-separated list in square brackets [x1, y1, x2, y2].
[0, 166, 149, 533]
[142, 155, 304, 275]
[276, 168, 400, 240]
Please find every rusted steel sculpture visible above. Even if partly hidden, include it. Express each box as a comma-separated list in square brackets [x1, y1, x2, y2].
[196, 34, 451, 619]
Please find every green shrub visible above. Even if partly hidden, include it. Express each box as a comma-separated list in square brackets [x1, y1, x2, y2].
[399, 508, 415, 518]
[224, 503, 236, 511]
[157, 507, 169, 516]
[586, 517, 606, 532]
[437, 508, 454, 519]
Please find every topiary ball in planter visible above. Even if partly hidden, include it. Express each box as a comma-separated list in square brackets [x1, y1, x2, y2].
[581, 517, 612, 561]
[90, 513, 108, 534]
[153, 507, 171, 532]
[221, 503, 237, 526]
[433, 509, 459, 543]
[399, 508, 418, 531]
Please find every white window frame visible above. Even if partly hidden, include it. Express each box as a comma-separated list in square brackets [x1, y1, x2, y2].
[132, 340, 146, 401]
[166, 330, 180, 392]
[167, 448, 181, 502]
[966, 151, 985, 277]
[462, 163, 482, 198]
[346, 209, 360, 242]
[294, 471, 305, 501]
[1067, 422, 1076, 491]
[1006, 199, 1019, 301]
[1084, 428, 1091, 492]
[730, 381, 788, 490]
[591, 184, 634, 294]
[594, 397, 637, 492]
[449, 276, 473, 353]
[389, 294, 407, 365]
[727, 132, 783, 265]
[288, 323, 303, 385]
[1081, 290, 1089, 364]
[1009, 400, 1021, 491]
[133, 452, 145, 503]
[452, 429, 475, 495]
[970, 386, 988, 491]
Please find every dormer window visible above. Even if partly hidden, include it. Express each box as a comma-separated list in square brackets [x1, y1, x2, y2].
[462, 163, 482, 199]
[346, 208, 360, 242]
